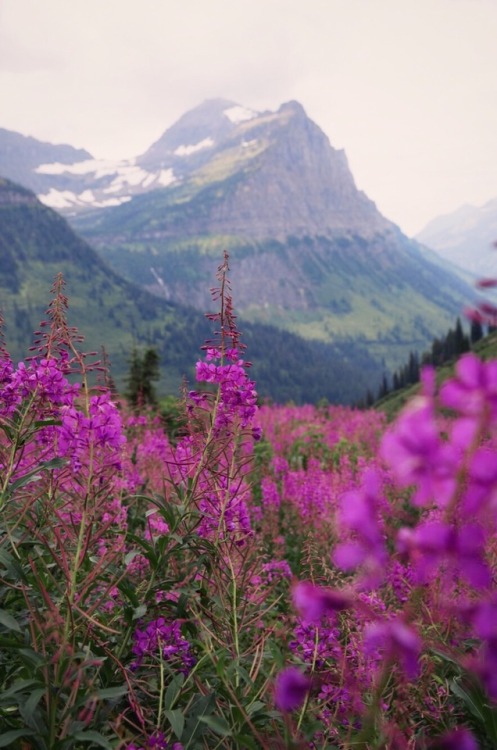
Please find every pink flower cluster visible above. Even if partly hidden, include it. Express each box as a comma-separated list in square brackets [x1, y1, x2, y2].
[275, 354, 497, 746]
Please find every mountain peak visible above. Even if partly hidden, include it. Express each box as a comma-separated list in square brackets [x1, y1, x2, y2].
[278, 100, 307, 118]
[138, 98, 253, 168]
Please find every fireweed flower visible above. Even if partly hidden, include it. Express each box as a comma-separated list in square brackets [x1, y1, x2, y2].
[440, 352, 497, 424]
[274, 666, 312, 712]
[333, 467, 388, 588]
[429, 727, 478, 750]
[397, 520, 491, 588]
[381, 394, 457, 508]
[194, 348, 258, 432]
[363, 618, 421, 679]
[292, 580, 354, 623]
[131, 618, 195, 674]
[461, 445, 497, 514]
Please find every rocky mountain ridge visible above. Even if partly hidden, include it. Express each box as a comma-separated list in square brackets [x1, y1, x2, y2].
[0, 101, 477, 370]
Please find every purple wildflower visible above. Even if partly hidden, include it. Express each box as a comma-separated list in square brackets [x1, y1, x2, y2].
[131, 618, 195, 674]
[292, 581, 354, 623]
[429, 727, 478, 750]
[274, 667, 311, 712]
[333, 468, 387, 587]
[364, 618, 421, 679]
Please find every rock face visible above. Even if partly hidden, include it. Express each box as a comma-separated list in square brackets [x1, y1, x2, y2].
[1, 100, 477, 369]
[66, 100, 474, 368]
[139, 99, 389, 239]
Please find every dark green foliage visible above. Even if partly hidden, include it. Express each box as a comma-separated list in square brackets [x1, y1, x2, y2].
[125, 347, 161, 407]
[471, 319, 484, 344]
[372, 317, 471, 404]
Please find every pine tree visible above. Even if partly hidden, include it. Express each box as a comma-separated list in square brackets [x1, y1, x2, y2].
[125, 347, 160, 408]
[470, 319, 484, 345]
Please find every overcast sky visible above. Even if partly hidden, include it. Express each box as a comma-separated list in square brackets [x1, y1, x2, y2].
[1, 0, 496, 235]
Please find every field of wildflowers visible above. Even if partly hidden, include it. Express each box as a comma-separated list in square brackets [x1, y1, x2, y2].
[1, 255, 497, 749]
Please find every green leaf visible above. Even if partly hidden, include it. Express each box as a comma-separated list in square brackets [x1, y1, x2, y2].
[72, 730, 114, 749]
[0, 729, 37, 747]
[0, 678, 40, 701]
[8, 458, 66, 493]
[247, 700, 266, 716]
[163, 672, 185, 711]
[182, 693, 216, 747]
[132, 604, 147, 620]
[97, 685, 128, 700]
[231, 734, 259, 750]
[0, 609, 21, 633]
[199, 714, 232, 737]
[19, 687, 45, 729]
[450, 679, 485, 722]
[34, 418, 62, 428]
[165, 708, 185, 740]
[18, 648, 46, 669]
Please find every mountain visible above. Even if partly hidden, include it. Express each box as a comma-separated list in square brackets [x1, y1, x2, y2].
[0, 126, 177, 213]
[416, 198, 497, 279]
[0, 128, 92, 195]
[0, 178, 382, 404]
[1, 101, 477, 369]
[68, 100, 475, 368]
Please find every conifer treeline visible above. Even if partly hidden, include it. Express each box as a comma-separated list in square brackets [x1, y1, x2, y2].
[361, 317, 487, 407]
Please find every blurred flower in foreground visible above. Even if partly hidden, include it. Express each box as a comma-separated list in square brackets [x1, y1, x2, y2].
[274, 666, 312, 712]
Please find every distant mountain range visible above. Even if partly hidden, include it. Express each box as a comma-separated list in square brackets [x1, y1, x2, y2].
[416, 198, 497, 279]
[0, 178, 385, 404]
[0, 99, 478, 375]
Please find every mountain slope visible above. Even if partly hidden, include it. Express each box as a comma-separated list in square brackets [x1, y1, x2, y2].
[67, 100, 475, 368]
[416, 198, 497, 278]
[0, 128, 92, 194]
[0, 178, 382, 404]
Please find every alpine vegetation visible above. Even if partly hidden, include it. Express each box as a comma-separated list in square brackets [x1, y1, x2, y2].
[0, 256, 496, 749]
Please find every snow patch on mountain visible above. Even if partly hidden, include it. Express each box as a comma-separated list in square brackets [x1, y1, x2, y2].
[157, 169, 175, 187]
[224, 105, 256, 124]
[38, 189, 80, 208]
[39, 188, 131, 210]
[173, 138, 214, 156]
[35, 159, 120, 178]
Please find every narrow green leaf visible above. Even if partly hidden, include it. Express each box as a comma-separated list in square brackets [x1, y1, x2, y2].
[97, 685, 128, 700]
[164, 672, 185, 711]
[232, 735, 258, 750]
[0, 609, 21, 633]
[18, 648, 46, 668]
[182, 693, 216, 747]
[34, 418, 62, 428]
[0, 730, 36, 747]
[450, 680, 485, 722]
[199, 714, 232, 737]
[0, 678, 40, 701]
[247, 700, 266, 716]
[165, 708, 185, 740]
[19, 687, 45, 728]
[72, 730, 114, 749]
[8, 458, 66, 493]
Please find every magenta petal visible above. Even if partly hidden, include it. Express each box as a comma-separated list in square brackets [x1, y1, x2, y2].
[431, 728, 478, 750]
[275, 667, 311, 712]
[292, 581, 353, 622]
[333, 541, 366, 571]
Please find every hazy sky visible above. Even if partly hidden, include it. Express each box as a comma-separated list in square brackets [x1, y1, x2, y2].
[1, 0, 496, 235]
